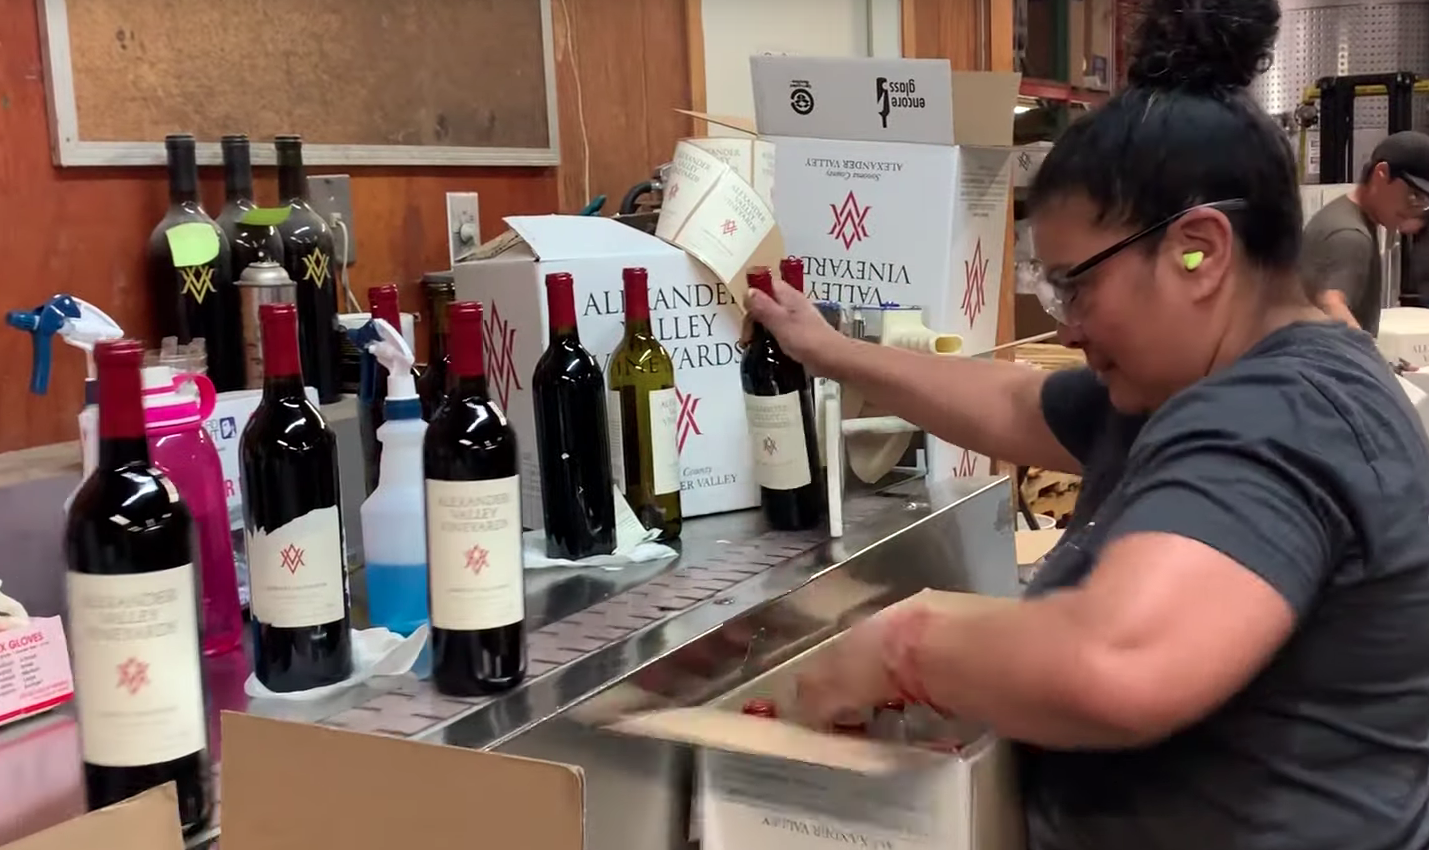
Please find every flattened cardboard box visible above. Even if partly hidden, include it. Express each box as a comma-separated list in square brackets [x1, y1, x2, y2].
[611, 589, 1025, 850]
[6, 712, 584, 850]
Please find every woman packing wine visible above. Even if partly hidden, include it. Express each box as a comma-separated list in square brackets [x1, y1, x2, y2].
[745, 1, 1429, 847]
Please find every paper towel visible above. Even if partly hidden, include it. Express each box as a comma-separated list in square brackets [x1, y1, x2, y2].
[243, 625, 429, 702]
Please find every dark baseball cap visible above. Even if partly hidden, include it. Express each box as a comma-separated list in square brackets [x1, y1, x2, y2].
[1371, 132, 1429, 194]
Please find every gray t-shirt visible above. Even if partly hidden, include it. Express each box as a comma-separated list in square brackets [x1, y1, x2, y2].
[1299, 194, 1382, 335]
[1024, 321, 1429, 850]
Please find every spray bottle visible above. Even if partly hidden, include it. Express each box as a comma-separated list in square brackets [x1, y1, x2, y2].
[355, 318, 430, 636]
[6, 295, 124, 507]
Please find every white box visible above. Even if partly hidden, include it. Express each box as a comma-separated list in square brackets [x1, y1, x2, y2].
[750, 56, 1021, 480]
[453, 215, 758, 528]
[611, 589, 1025, 850]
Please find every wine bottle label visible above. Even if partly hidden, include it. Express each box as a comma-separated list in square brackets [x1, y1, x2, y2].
[744, 391, 813, 491]
[649, 387, 682, 496]
[606, 391, 627, 494]
[246, 505, 347, 628]
[426, 476, 525, 630]
[67, 565, 206, 767]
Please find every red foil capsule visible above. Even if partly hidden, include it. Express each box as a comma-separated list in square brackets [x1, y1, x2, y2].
[742, 698, 779, 719]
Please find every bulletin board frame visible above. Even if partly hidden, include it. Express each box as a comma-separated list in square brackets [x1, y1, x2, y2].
[35, 0, 563, 168]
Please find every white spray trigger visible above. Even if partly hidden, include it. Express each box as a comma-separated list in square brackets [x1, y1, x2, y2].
[367, 318, 417, 402]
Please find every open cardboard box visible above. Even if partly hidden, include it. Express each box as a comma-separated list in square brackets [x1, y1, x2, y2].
[5, 713, 584, 850]
[609, 590, 1025, 850]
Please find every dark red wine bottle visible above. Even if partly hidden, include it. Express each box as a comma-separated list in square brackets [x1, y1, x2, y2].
[64, 339, 211, 835]
[424, 302, 527, 696]
[216, 134, 285, 284]
[359, 284, 402, 495]
[532, 272, 617, 559]
[239, 303, 353, 692]
[417, 272, 456, 421]
[147, 133, 242, 391]
[274, 135, 342, 403]
[741, 261, 825, 531]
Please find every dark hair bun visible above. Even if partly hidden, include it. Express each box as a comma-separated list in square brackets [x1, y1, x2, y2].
[1126, 0, 1280, 92]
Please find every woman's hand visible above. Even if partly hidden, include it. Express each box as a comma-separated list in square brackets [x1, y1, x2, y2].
[794, 600, 921, 727]
[743, 278, 851, 377]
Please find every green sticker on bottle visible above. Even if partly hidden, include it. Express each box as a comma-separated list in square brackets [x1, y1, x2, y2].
[239, 206, 292, 226]
[164, 221, 220, 267]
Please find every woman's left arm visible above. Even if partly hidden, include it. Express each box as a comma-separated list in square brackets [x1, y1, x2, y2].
[797, 396, 1343, 748]
[889, 532, 1298, 748]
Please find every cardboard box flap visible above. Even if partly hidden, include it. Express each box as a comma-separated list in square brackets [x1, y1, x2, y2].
[6, 784, 183, 850]
[503, 214, 678, 262]
[950, 72, 1022, 147]
[221, 713, 584, 850]
[674, 108, 759, 136]
[608, 708, 941, 775]
[750, 54, 1019, 146]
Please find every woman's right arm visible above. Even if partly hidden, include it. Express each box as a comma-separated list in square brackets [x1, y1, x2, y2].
[745, 280, 1081, 474]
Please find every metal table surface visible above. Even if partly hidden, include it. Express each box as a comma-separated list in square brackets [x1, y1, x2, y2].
[0, 482, 981, 848]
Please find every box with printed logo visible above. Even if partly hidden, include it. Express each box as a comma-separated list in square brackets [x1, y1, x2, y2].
[453, 215, 759, 529]
[749, 56, 1020, 482]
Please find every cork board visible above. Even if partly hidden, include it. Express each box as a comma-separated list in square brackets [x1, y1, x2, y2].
[38, 0, 559, 167]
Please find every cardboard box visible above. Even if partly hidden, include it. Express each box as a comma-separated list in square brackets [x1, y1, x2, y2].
[612, 590, 1025, 850]
[748, 56, 1020, 480]
[453, 215, 759, 528]
[4, 712, 584, 850]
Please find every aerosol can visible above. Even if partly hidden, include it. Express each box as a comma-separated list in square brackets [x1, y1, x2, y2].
[354, 317, 429, 636]
[6, 295, 124, 510]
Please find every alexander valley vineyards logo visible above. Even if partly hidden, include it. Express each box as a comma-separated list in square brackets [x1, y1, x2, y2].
[179, 265, 217, 304]
[676, 387, 703, 452]
[116, 657, 150, 695]
[961, 238, 990, 326]
[484, 303, 523, 409]
[956, 447, 978, 478]
[828, 191, 871, 250]
[464, 544, 490, 575]
[302, 248, 331, 289]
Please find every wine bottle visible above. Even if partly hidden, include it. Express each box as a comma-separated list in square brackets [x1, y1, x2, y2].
[607, 267, 682, 541]
[532, 272, 617, 560]
[417, 272, 456, 421]
[64, 339, 211, 835]
[424, 301, 527, 695]
[216, 134, 285, 285]
[147, 133, 242, 392]
[359, 284, 402, 496]
[740, 262, 825, 531]
[239, 303, 353, 692]
[274, 135, 342, 403]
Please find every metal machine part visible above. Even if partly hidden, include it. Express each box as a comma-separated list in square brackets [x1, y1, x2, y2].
[1254, 0, 1429, 142]
[478, 476, 1015, 850]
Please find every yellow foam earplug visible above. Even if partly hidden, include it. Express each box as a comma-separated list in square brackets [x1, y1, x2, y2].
[1183, 251, 1205, 271]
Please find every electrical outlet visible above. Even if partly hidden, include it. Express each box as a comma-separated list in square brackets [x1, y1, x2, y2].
[446, 192, 481, 267]
[308, 174, 356, 266]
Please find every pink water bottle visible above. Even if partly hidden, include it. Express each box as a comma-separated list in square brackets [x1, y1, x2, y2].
[141, 366, 244, 656]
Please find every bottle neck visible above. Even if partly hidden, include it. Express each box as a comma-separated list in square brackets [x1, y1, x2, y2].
[263, 373, 306, 399]
[168, 146, 199, 205]
[224, 146, 254, 203]
[277, 153, 307, 202]
[624, 317, 654, 338]
[453, 374, 489, 399]
[547, 281, 580, 343]
[428, 292, 453, 361]
[97, 361, 151, 469]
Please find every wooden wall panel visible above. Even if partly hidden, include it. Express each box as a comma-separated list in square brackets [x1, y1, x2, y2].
[552, 0, 695, 213]
[0, 0, 692, 454]
[901, 0, 1019, 352]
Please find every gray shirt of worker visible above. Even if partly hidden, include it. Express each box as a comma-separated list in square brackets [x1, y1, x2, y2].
[1023, 321, 1429, 850]
[1299, 194, 1383, 335]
